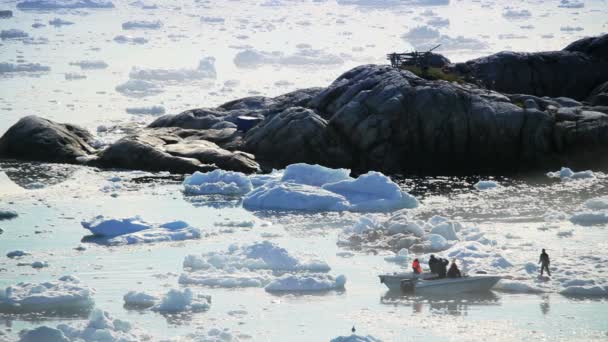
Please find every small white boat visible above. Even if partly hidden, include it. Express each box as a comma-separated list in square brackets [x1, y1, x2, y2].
[379, 273, 501, 294]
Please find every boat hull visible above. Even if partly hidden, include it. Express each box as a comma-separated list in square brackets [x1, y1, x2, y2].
[379, 274, 501, 294]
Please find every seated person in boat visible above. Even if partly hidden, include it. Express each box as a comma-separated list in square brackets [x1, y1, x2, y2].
[412, 258, 422, 274]
[447, 259, 462, 278]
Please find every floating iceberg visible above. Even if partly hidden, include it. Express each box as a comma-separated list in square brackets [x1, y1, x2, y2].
[0, 62, 50, 73]
[7, 250, 30, 258]
[122, 20, 162, 30]
[0, 276, 93, 313]
[330, 334, 382, 342]
[0, 209, 18, 220]
[569, 211, 608, 226]
[129, 57, 216, 81]
[151, 288, 211, 312]
[81, 216, 201, 245]
[547, 167, 595, 180]
[183, 241, 330, 272]
[125, 105, 165, 115]
[113, 35, 148, 44]
[265, 274, 346, 292]
[19, 309, 145, 342]
[234, 48, 344, 68]
[560, 285, 607, 296]
[69, 60, 108, 69]
[474, 180, 499, 190]
[17, 0, 115, 9]
[115, 79, 163, 97]
[123, 291, 158, 307]
[49, 18, 74, 26]
[583, 196, 608, 210]
[1, 29, 29, 39]
[183, 170, 253, 195]
[243, 164, 418, 212]
[179, 269, 271, 288]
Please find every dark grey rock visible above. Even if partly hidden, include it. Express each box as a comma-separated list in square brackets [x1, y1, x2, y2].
[0, 115, 95, 163]
[587, 81, 608, 106]
[164, 140, 259, 173]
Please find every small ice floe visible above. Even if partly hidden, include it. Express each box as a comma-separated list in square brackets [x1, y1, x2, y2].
[234, 47, 344, 68]
[1, 29, 29, 39]
[17, 0, 115, 10]
[7, 250, 30, 258]
[129, 57, 216, 81]
[330, 334, 382, 342]
[558, 0, 584, 8]
[69, 60, 108, 69]
[0, 209, 18, 220]
[150, 288, 211, 313]
[583, 196, 608, 210]
[542, 209, 568, 222]
[115, 79, 163, 97]
[502, 8, 532, 20]
[569, 211, 608, 226]
[129, 1, 157, 9]
[243, 163, 418, 212]
[172, 328, 239, 342]
[122, 20, 163, 30]
[183, 241, 330, 272]
[65, 72, 86, 80]
[473, 180, 499, 190]
[49, 18, 74, 26]
[81, 215, 201, 245]
[215, 220, 255, 228]
[17, 261, 49, 268]
[0, 276, 93, 313]
[200, 16, 225, 24]
[113, 35, 148, 44]
[0, 62, 50, 73]
[494, 280, 544, 294]
[18, 309, 145, 342]
[546, 167, 595, 180]
[560, 285, 607, 296]
[179, 268, 271, 288]
[264, 274, 346, 292]
[125, 105, 165, 115]
[183, 169, 253, 196]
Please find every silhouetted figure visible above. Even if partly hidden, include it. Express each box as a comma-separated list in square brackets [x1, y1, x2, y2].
[447, 259, 462, 278]
[437, 258, 449, 278]
[428, 254, 439, 274]
[412, 258, 422, 274]
[539, 249, 551, 276]
[352, 326, 356, 334]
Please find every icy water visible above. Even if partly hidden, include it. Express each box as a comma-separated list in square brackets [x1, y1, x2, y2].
[0, 162, 607, 341]
[2, 0, 608, 341]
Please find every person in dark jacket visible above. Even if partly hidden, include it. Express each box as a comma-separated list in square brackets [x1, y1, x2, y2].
[539, 249, 551, 276]
[428, 254, 439, 274]
[437, 258, 449, 278]
[447, 259, 462, 278]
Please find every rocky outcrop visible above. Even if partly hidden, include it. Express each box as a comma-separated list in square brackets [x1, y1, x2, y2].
[587, 81, 608, 106]
[0, 115, 96, 163]
[244, 107, 351, 168]
[452, 34, 608, 100]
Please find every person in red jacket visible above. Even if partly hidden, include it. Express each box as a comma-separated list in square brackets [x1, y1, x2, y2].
[412, 258, 422, 274]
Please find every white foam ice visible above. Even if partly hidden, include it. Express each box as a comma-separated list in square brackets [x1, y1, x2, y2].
[0, 62, 50, 73]
[1, 29, 29, 39]
[16, 0, 115, 10]
[122, 20, 163, 30]
[69, 60, 108, 69]
[129, 57, 217, 81]
[583, 196, 608, 210]
[243, 164, 418, 212]
[123, 291, 158, 307]
[81, 216, 201, 245]
[183, 241, 330, 273]
[179, 269, 271, 288]
[113, 35, 148, 44]
[547, 167, 595, 180]
[115, 79, 163, 97]
[125, 105, 165, 115]
[0, 276, 93, 313]
[19, 309, 146, 342]
[151, 288, 211, 313]
[234, 48, 344, 68]
[264, 274, 346, 292]
[474, 180, 499, 190]
[183, 170, 253, 196]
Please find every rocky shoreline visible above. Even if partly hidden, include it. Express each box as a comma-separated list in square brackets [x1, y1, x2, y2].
[1, 34, 607, 175]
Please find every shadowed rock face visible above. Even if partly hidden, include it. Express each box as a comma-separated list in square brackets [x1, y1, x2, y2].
[0, 115, 96, 163]
[452, 34, 608, 100]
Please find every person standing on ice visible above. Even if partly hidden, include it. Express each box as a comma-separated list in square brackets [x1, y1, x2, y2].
[412, 258, 422, 274]
[539, 249, 551, 276]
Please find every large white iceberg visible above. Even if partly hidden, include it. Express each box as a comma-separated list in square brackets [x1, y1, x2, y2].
[243, 164, 418, 212]
[81, 216, 201, 245]
[264, 274, 346, 292]
[547, 167, 595, 180]
[19, 309, 145, 342]
[183, 170, 253, 195]
[0, 276, 93, 313]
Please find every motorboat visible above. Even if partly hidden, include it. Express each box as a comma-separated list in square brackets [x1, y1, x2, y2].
[379, 272, 501, 294]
